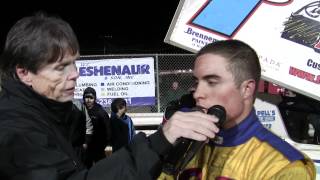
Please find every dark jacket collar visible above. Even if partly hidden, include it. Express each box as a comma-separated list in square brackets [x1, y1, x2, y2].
[1, 77, 73, 124]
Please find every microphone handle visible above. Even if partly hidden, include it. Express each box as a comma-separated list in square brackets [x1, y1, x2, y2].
[176, 140, 205, 172]
[175, 105, 226, 173]
[162, 138, 192, 175]
[162, 105, 226, 175]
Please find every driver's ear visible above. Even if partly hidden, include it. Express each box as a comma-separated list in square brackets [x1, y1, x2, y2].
[240, 79, 256, 99]
[16, 66, 33, 86]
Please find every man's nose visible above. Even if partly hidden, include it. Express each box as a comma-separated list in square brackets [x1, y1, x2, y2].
[193, 83, 204, 100]
[69, 65, 79, 80]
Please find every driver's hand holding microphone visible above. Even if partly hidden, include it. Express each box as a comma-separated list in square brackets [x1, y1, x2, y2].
[159, 93, 226, 176]
[162, 110, 220, 144]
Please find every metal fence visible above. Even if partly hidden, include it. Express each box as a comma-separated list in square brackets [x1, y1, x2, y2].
[79, 54, 195, 113]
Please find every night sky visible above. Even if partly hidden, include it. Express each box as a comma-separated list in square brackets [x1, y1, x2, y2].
[0, 1, 187, 55]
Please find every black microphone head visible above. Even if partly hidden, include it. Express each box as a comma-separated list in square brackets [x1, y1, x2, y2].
[179, 93, 196, 108]
[207, 105, 226, 127]
[163, 99, 180, 121]
[164, 93, 196, 121]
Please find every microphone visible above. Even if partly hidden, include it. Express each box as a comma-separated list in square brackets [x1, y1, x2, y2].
[175, 105, 226, 173]
[162, 98, 226, 175]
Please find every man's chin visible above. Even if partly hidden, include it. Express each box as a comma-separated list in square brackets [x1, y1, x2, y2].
[57, 95, 74, 103]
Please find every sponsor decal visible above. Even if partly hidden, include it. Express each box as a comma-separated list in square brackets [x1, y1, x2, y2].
[281, 1, 320, 53]
[289, 66, 320, 84]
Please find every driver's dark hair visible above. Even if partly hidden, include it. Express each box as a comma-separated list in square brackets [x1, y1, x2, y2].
[196, 40, 261, 94]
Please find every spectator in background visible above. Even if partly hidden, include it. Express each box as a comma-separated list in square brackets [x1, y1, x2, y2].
[83, 87, 111, 167]
[72, 99, 93, 166]
[164, 80, 186, 107]
[110, 98, 136, 152]
[278, 90, 312, 143]
[279, 89, 320, 144]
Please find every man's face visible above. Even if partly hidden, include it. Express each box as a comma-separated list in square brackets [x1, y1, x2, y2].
[192, 54, 245, 125]
[84, 93, 95, 109]
[117, 106, 127, 118]
[27, 52, 79, 102]
[172, 82, 179, 90]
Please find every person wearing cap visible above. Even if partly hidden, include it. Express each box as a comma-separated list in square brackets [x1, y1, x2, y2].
[71, 98, 93, 166]
[83, 87, 111, 168]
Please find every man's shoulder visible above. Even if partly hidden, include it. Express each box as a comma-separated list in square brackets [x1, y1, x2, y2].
[270, 158, 316, 179]
[254, 128, 306, 162]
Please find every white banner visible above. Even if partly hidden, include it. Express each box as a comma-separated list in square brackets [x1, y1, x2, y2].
[74, 57, 155, 106]
[165, 0, 320, 100]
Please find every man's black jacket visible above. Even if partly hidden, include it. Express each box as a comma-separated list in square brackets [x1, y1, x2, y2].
[0, 78, 171, 180]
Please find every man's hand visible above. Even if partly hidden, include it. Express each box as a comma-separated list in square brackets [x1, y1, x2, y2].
[162, 111, 220, 144]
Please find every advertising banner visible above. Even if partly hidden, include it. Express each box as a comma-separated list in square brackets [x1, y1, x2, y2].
[74, 57, 155, 106]
[165, 0, 320, 100]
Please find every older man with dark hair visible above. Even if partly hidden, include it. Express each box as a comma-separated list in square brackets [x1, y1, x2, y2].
[0, 12, 219, 180]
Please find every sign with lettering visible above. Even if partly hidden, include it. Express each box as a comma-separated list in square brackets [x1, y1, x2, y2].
[165, 0, 320, 100]
[74, 57, 155, 106]
[255, 99, 280, 133]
